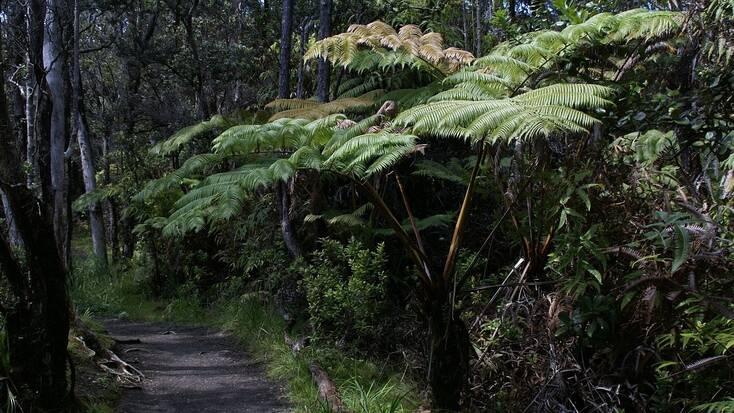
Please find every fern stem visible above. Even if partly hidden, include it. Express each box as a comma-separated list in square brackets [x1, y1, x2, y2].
[441, 138, 487, 286]
[356, 180, 432, 288]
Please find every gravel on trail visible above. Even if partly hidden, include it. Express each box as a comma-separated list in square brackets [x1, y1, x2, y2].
[104, 319, 291, 413]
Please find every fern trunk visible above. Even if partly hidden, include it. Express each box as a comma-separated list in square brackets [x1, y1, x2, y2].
[429, 309, 471, 411]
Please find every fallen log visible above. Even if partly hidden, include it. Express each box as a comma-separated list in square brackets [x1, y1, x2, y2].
[72, 313, 144, 387]
[309, 362, 353, 413]
[284, 330, 351, 412]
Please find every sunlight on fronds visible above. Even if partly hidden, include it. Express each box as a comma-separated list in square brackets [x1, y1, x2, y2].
[396, 84, 612, 144]
[305, 21, 474, 76]
[448, 9, 685, 98]
[266, 92, 382, 121]
[151, 115, 229, 156]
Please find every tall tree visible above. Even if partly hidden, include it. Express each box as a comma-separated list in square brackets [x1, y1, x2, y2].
[0, 22, 72, 410]
[25, 0, 47, 199]
[296, 17, 311, 99]
[315, 0, 331, 102]
[72, 0, 107, 264]
[43, 0, 72, 270]
[278, 0, 294, 99]
[165, 0, 209, 119]
[0, 190, 24, 247]
[475, 0, 482, 56]
[276, 0, 300, 257]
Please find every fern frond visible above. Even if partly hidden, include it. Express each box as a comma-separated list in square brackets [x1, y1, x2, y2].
[151, 114, 229, 156]
[692, 399, 734, 413]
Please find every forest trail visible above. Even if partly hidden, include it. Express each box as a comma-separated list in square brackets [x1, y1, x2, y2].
[104, 319, 291, 413]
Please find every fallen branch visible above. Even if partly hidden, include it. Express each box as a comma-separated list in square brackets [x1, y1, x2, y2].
[283, 324, 351, 412]
[72, 313, 144, 387]
[309, 362, 353, 413]
[97, 349, 145, 387]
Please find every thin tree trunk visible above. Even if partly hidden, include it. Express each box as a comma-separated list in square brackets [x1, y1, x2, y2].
[474, 0, 482, 56]
[296, 18, 311, 99]
[43, 0, 71, 270]
[0, 189, 24, 247]
[315, 0, 332, 102]
[183, 11, 208, 119]
[6, 1, 27, 157]
[276, 180, 301, 258]
[25, 0, 47, 198]
[462, 0, 469, 50]
[72, 0, 107, 265]
[275, 0, 299, 258]
[278, 0, 294, 99]
[102, 134, 119, 259]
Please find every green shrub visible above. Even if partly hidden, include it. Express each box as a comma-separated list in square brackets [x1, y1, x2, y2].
[302, 238, 389, 345]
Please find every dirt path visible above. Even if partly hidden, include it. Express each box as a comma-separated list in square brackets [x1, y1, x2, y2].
[104, 319, 291, 413]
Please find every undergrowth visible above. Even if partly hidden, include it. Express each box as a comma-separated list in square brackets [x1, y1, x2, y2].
[71, 257, 420, 413]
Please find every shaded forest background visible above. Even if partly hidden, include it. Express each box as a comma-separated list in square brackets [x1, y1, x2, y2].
[0, 0, 733, 411]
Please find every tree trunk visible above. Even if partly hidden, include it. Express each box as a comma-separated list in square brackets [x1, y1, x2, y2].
[122, 215, 135, 258]
[278, 0, 294, 99]
[315, 0, 332, 102]
[0, 189, 24, 247]
[0, 28, 72, 411]
[276, 180, 300, 258]
[183, 12, 209, 119]
[8, 3, 28, 157]
[25, 0, 47, 198]
[275, 0, 299, 258]
[296, 18, 311, 99]
[43, 0, 71, 270]
[474, 0, 482, 56]
[429, 312, 471, 411]
[102, 134, 119, 259]
[462, 0, 469, 50]
[149, 237, 164, 296]
[72, 0, 107, 265]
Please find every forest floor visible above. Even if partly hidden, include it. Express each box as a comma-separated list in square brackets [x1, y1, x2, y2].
[104, 319, 291, 413]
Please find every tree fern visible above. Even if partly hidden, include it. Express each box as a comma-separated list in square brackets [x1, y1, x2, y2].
[693, 399, 734, 413]
[305, 21, 474, 77]
[396, 83, 613, 144]
[151, 114, 230, 156]
[266, 92, 381, 121]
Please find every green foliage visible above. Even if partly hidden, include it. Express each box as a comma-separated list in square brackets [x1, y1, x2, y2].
[151, 114, 230, 156]
[694, 399, 734, 413]
[72, 247, 419, 412]
[557, 295, 618, 347]
[549, 224, 607, 297]
[396, 83, 613, 144]
[305, 21, 474, 77]
[79, 5, 734, 412]
[302, 239, 390, 344]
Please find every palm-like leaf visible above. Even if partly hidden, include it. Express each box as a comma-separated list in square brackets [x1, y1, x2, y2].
[396, 83, 613, 144]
